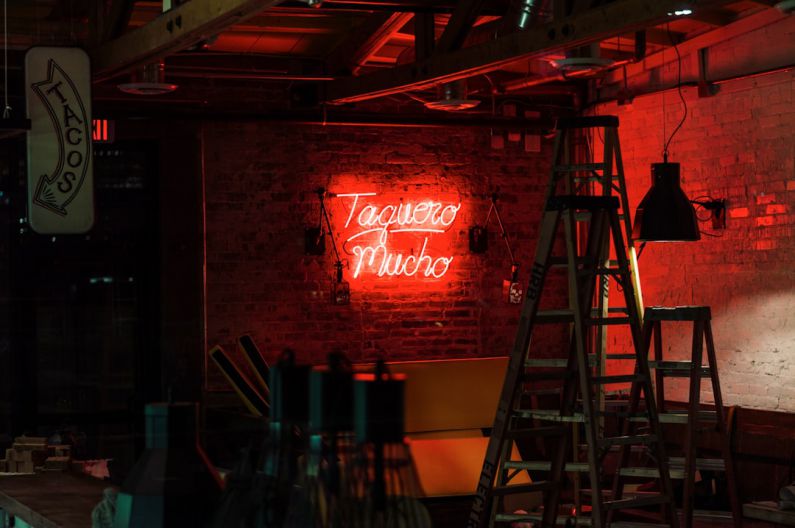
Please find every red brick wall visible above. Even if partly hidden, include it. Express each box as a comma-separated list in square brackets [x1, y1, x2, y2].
[203, 124, 562, 388]
[593, 68, 795, 411]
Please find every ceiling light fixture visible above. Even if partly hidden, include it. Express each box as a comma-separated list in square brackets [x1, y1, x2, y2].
[118, 62, 178, 96]
[424, 80, 480, 111]
[632, 24, 725, 245]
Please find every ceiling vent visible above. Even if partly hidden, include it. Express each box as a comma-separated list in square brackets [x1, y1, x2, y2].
[117, 62, 178, 96]
[775, 0, 795, 13]
[549, 43, 614, 74]
[424, 80, 480, 111]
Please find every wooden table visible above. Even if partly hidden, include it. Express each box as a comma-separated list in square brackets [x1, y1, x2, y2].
[0, 472, 109, 528]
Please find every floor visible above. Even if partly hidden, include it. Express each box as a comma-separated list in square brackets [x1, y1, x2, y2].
[422, 496, 785, 528]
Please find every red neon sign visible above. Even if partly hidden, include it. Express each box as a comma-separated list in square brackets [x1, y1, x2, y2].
[337, 192, 460, 279]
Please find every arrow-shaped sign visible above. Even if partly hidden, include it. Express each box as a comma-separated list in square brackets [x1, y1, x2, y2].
[29, 58, 92, 216]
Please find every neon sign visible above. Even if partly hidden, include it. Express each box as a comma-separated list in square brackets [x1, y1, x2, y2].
[337, 192, 460, 279]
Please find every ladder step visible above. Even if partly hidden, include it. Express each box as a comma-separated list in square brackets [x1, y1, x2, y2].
[592, 374, 643, 384]
[554, 163, 608, 172]
[522, 371, 572, 382]
[574, 212, 626, 221]
[586, 317, 632, 326]
[611, 523, 670, 528]
[514, 409, 585, 422]
[598, 434, 658, 448]
[555, 115, 619, 129]
[668, 456, 726, 471]
[618, 467, 686, 479]
[630, 411, 718, 424]
[505, 426, 567, 439]
[493, 481, 554, 496]
[536, 309, 575, 323]
[503, 460, 589, 472]
[650, 360, 711, 377]
[535, 311, 633, 326]
[495, 513, 590, 526]
[525, 353, 636, 368]
[603, 494, 671, 510]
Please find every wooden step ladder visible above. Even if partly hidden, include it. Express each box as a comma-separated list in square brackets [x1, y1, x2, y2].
[468, 194, 678, 528]
[546, 115, 644, 433]
[614, 306, 741, 528]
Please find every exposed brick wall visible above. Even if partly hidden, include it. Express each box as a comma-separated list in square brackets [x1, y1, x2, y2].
[593, 68, 795, 411]
[203, 124, 564, 388]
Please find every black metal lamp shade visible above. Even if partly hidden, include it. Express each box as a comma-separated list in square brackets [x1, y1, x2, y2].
[632, 162, 700, 242]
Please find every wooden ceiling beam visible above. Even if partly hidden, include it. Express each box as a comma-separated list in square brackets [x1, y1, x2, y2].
[90, 0, 284, 80]
[324, 0, 736, 103]
[325, 12, 413, 75]
[435, 0, 488, 53]
[688, 7, 737, 26]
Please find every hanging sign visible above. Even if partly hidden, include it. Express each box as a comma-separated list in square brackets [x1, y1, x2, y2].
[25, 47, 94, 234]
[336, 192, 461, 279]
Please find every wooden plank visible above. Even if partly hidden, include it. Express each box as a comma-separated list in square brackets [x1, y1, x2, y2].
[743, 502, 795, 526]
[324, 0, 736, 103]
[326, 12, 413, 75]
[435, 0, 487, 53]
[90, 0, 284, 80]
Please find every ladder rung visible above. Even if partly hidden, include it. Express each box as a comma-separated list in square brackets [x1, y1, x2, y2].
[668, 456, 726, 471]
[525, 353, 636, 368]
[574, 212, 626, 221]
[495, 513, 591, 526]
[554, 163, 608, 172]
[514, 409, 585, 422]
[630, 411, 718, 424]
[536, 310, 575, 323]
[650, 361, 711, 377]
[611, 523, 670, 528]
[598, 434, 657, 448]
[549, 256, 592, 268]
[592, 374, 643, 384]
[585, 316, 632, 326]
[603, 494, 671, 510]
[521, 388, 562, 396]
[505, 426, 567, 439]
[493, 481, 554, 496]
[618, 467, 687, 479]
[522, 371, 572, 382]
[579, 267, 622, 277]
[525, 358, 568, 367]
[503, 460, 589, 472]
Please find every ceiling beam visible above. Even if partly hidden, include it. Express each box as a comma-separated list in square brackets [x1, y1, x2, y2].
[324, 0, 736, 103]
[689, 7, 737, 26]
[90, 0, 284, 80]
[325, 12, 413, 75]
[435, 0, 487, 53]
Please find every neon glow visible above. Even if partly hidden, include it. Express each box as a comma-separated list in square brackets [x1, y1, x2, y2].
[337, 192, 461, 279]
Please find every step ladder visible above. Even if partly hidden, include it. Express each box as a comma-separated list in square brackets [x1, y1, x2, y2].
[611, 306, 741, 528]
[468, 195, 678, 528]
[546, 115, 644, 433]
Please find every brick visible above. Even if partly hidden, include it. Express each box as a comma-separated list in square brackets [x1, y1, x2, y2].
[729, 207, 750, 219]
[766, 204, 788, 215]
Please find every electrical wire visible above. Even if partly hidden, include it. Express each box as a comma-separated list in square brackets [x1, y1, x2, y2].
[663, 22, 688, 162]
[3, 0, 9, 118]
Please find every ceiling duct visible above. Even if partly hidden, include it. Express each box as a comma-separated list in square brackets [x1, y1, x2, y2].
[117, 62, 179, 96]
[775, 0, 795, 13]
[424, 80, 480, 111]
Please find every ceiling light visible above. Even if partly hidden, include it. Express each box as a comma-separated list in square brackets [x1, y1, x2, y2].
[632, 162, 700, 242]
[424, 80, 480, 111]
[550, 57, 615, 72]
[668, 8, 693, 16]
[117, 62, 178, 96]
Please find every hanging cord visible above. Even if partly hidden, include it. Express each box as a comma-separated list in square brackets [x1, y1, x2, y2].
[484, 192, 518, 272]
[3, 0, 10, 118]
[663, 23, 687, 162]
[317, 188, 345, 275]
